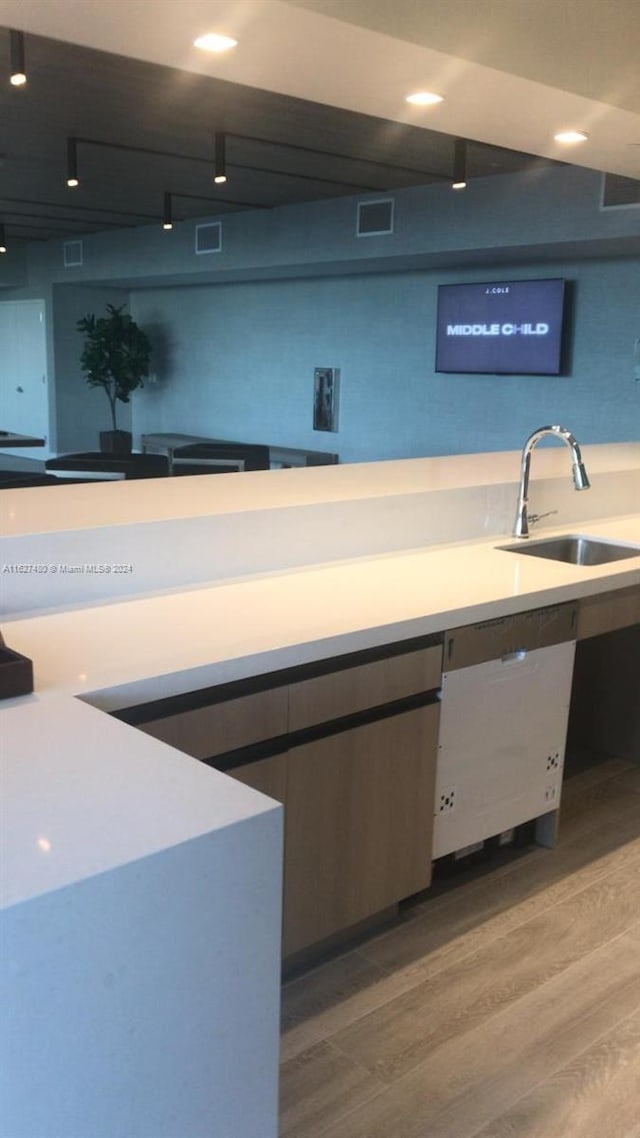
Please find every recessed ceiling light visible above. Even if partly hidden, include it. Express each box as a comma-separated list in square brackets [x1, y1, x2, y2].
[554, 130, 588, 143]
[193, 33, 238, 53]
[451, 139, 467, 190]
[406, 91, 444, 107]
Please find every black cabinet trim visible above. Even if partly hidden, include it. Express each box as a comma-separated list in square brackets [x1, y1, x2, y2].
[208, 690, 440, 773]
[113, 633, 443, 726]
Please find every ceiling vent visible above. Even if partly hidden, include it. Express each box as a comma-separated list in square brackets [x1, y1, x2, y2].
[600, 173, 640, 209]
[195, 221, 222, 254]
[63, 239, 83, 267]
[357, 199, 394, 237]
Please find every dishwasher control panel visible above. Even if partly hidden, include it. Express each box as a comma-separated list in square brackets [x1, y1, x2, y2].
[443, 602, 578, 672]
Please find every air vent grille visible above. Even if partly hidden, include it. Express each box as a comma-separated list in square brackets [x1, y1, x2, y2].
[63, 240, 83, 267]
[357, 199, 394, 237]
[601, 173, 640, 209]
[195, 222, 222, 254]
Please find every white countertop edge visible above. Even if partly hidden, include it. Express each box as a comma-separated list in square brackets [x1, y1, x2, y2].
[1, 695, 282, 911]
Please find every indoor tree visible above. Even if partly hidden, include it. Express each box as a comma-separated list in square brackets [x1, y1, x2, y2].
[77, 303, 151, 453]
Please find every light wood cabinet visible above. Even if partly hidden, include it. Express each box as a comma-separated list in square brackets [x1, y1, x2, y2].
[228, 753, 288, 803]
[137, 686, 288, 760]
[127, 636, 443, 961]
[282, 703, 440, 956]
[288, 645, 442, 731]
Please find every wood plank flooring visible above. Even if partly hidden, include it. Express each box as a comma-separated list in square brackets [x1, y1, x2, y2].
[280, 756, 640, 1138]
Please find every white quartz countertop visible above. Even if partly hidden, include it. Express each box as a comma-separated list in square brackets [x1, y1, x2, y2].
[3, 504, 639, 912]
[1, 696, 278, 909]
[4, 514, 640, 711]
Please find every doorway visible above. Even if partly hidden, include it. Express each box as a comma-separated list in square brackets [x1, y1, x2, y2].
[0, 299, 49, 451]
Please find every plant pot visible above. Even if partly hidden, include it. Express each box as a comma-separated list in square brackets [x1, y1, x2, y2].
[100, 429, 132, 456]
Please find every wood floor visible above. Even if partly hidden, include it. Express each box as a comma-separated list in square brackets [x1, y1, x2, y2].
[279, 753, 640, 1138]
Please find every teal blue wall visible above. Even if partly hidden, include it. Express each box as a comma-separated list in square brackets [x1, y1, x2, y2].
[131, 257, 640, 461]
[10, 166, 638, 289]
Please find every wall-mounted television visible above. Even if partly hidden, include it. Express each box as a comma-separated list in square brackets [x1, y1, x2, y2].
[435, 278, 567, 375]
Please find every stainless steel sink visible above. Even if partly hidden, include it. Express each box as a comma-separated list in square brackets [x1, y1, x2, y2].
[497, 535, 640, 566]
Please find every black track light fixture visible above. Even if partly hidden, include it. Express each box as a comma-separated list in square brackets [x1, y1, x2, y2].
[66, 138, 79, 188]
[9, 30, 26, 87]
[452, 138, 467, 190]
[162, 192, 173, 230]
[0, 222, 7, 253]
[214, 132, 227, 184]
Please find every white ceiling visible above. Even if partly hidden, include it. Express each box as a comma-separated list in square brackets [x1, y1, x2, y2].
[288, 0, 640, 114]
[2, 0, 640, 179]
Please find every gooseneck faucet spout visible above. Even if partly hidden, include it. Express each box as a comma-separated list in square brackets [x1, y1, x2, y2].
[513, 425, 590, 538]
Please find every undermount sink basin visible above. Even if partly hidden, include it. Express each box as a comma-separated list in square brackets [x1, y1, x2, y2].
[498, 535, 640, 566]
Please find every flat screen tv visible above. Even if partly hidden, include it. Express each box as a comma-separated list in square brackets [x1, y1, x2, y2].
[435, 278, 567, 375]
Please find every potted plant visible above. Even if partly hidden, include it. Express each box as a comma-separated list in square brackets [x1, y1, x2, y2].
[77, 303, 152, 455]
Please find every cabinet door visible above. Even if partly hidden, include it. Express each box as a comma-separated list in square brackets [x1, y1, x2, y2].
[136, 687, 288, 761]
[282, 703, 439, 957]
[289, 646, 441, 731]
[227, 753, 288, 803]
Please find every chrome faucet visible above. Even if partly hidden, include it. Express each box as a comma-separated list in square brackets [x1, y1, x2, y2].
[513, 425, 590, 538]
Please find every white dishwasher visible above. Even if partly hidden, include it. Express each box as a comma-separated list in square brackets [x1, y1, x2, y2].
[433, 602, 577, 859]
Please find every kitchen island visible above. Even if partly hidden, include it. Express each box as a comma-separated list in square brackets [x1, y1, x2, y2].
[1, 443, 639, 1138]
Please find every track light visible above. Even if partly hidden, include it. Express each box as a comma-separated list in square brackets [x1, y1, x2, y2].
[9, 30, 26, 87]
[214, 132, 227, 184]
[0, 223, 6, 253]
[66, 138, 79, 188]
[162, 192, 173, 230]
[452, 138, 467, 190]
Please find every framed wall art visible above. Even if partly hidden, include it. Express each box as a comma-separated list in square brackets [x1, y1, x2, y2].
[313, 367, 340, 432]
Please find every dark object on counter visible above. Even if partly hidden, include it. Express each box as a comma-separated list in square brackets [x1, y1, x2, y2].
[0, 641, 34, 699]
